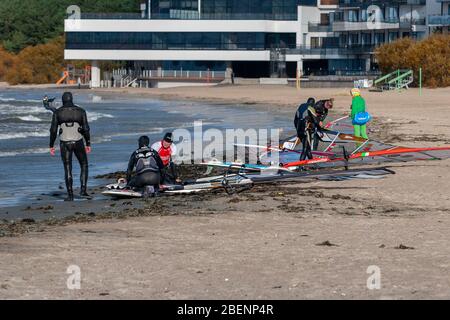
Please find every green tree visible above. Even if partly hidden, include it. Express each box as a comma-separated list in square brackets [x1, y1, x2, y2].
[0, 0, 140, 53]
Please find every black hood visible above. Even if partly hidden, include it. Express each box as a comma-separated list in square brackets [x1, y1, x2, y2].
[62, 92, 75, 107]
[138, 136, 150, 148]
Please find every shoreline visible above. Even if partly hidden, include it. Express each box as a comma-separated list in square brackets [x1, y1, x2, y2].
[1, 85, 450, 299]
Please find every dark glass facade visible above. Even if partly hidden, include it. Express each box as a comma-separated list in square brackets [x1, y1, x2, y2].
[66, 32, 296, 50]
[150, 0, 300, 20]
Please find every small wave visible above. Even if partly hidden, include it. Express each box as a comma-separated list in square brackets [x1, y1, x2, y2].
[0, 97, 40, 103]
[18, 115, 43, 122]
[0, 104, 47, 115]
[0, 147, 50, 157]
[0, 131, 49, 140]
[96, 128, 164, 142]
[87, 112, 114, 122]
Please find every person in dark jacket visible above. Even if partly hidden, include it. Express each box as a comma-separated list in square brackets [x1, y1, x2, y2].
[127, 136, 165, 196]
[49, 92, 91, 201]
[294, 97, 315, 137]
[311, 98, 333, 150]
[298, 105, 322, 162]
[43, 95, 57, 113]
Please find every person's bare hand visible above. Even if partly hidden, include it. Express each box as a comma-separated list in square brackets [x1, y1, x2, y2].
[85, 146, 92, 154]
[50, 147, 56, 156]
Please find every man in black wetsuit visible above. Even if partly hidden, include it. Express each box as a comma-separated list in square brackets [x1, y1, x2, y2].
[294, 97, 315, 136]
[311, 98, 333, 150]
[127, 136, 165, 197]
[298, 105, 322, 162]
[43, 95, 57, 113]
[49, 92, 91, 201]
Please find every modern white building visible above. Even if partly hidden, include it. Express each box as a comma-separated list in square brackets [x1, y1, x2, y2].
[64, 0, 445, 87]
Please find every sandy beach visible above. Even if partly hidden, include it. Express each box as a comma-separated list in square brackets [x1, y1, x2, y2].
[1, 85, 450, 299]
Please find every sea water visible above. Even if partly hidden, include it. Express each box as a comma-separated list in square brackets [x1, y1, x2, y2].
[0, 89, 292, 207]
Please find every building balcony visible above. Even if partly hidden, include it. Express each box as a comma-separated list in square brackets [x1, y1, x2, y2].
[80, 13, 143, 19]
[79, 12, 298, 21]
[332, 20, 399, 31]
[308, 22, 333, 32]
[338, 0, 425, 8]
[428, 15, 450, 26]
[406, 0, 426, 5]
[288, 44, 376, 55]
[331, 17, 425, 31]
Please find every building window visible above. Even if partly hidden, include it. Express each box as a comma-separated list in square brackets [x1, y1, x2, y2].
[361, 9, 367, 22]
[386, 7, 398, 23]
[150, 0, 299, 20]
[65, 32, 296, 50]
[311, 37, 321, 48]
[361, 33, 371, 45]
[388, 32, 398, 42]
[320, 13, 330, 25]
[348, 10, 358, 22]
[349, 34, 359, 45]
[374, 33, 385, 45]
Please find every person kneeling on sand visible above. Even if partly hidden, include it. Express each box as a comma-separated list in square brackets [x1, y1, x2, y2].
[151, 132, 180, 184]
[127, 136, 164, 197]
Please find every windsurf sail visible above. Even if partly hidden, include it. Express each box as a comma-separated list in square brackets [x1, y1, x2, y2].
[282, 146, 450, 169]
[324, 116, 354, 134]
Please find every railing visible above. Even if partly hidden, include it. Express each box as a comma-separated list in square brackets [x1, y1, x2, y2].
[77, 12, 298, 21]
[289, 45, 376, 55]
[333, 15, 400, 23]
[338, 0, 423, 6]
[374, 70, 400, 86]
[308, 22, 333, 32]
[66, 43, 297, 51]
[428, 15, 450, 26]
[407, 0, 426, 5]
[399, 18, 426, 28]
[374, 69, 413, 91]
[142, 70, 227, 79]
[388, 69, 413, 90]
[80, 13, 143, 19]
[151, 13, 298, 20]
[103, 69, 227, 88]
[306, 70, 381, 76]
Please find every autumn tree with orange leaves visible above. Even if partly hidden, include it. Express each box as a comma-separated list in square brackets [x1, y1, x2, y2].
[376, 34, 450, 88]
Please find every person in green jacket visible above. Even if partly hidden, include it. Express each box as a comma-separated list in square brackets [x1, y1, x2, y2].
[350, 88, 369, 139]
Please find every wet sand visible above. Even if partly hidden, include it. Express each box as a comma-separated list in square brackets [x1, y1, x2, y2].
[1, 85, 450, 299]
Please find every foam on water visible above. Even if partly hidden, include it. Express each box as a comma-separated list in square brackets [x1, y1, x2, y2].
[0, 104, 45, 115]
[0, 104, 113, 122]
[18, 115, 43, 122]
[0, 96, 41, 103]
[93, 128, 165, 143]
[0, 147, 50, 157]
[87, 112, 114, 122]
[0, 130, 49, 140]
